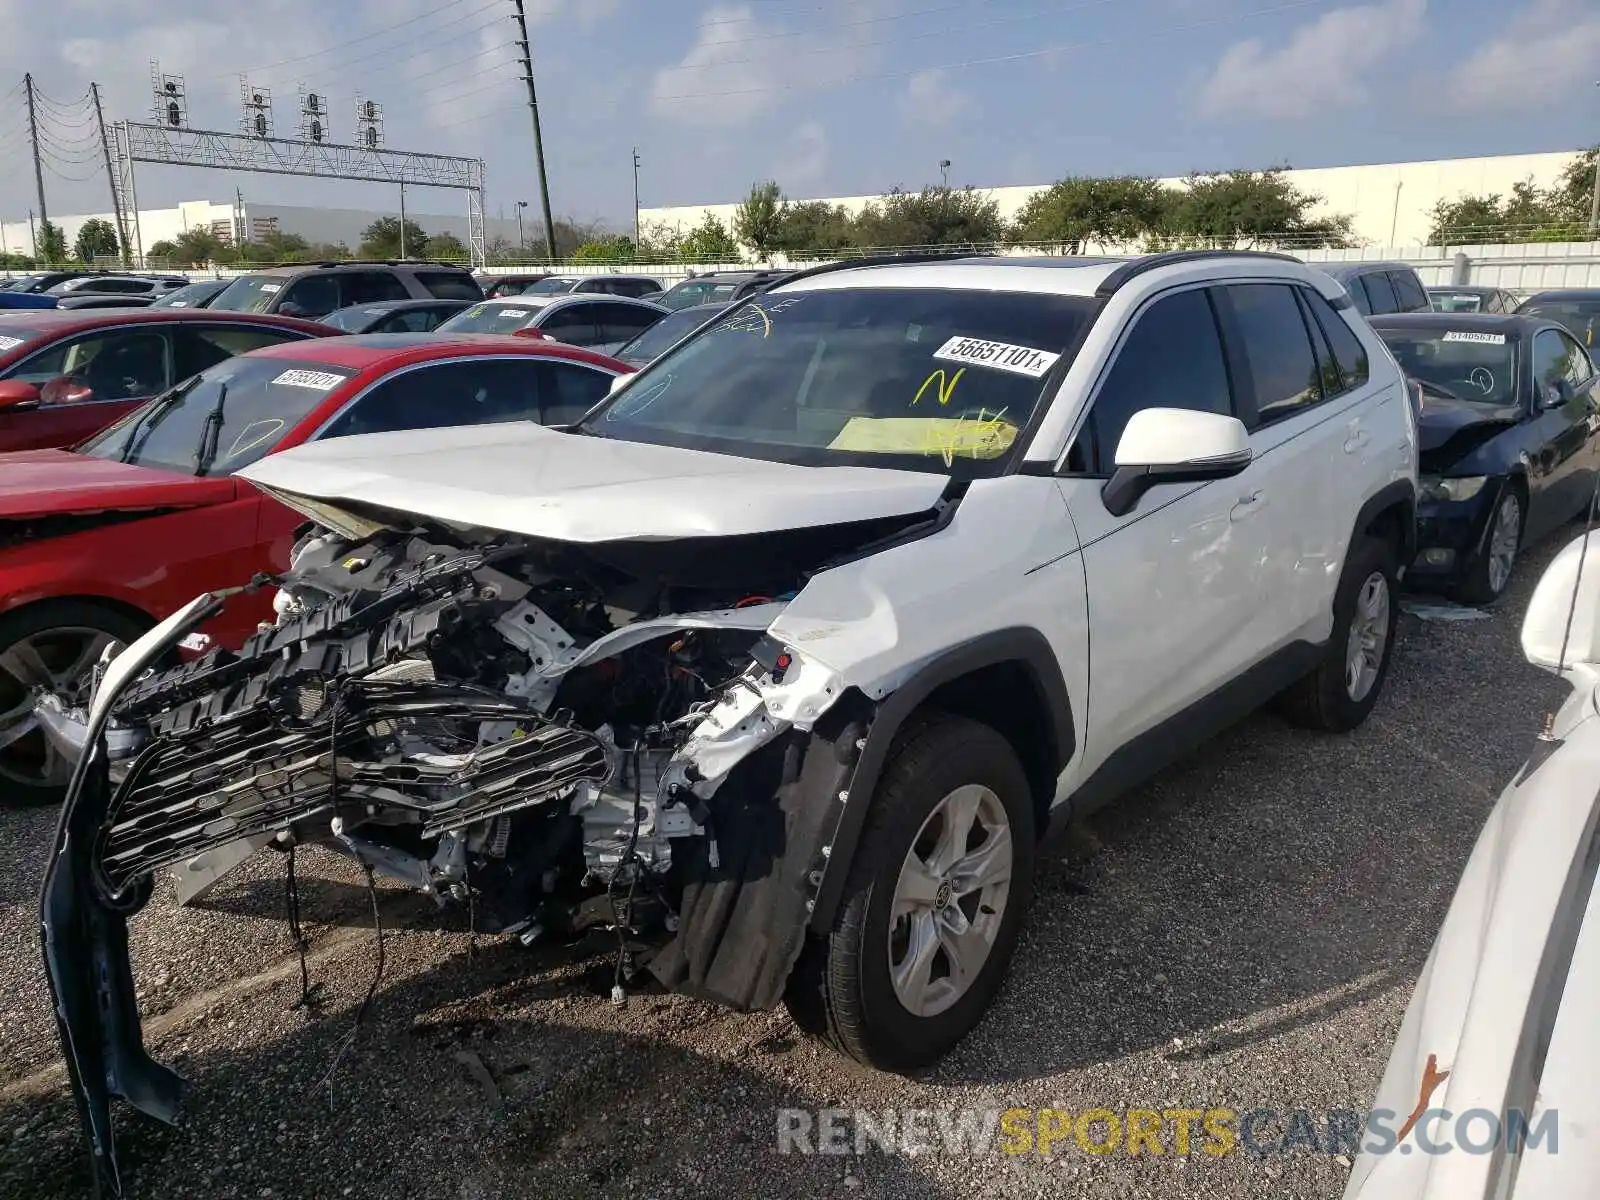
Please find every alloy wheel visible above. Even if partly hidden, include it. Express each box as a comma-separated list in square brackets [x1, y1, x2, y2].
[887, 783, 1013, 1018]
[1344, 571, 1390, 704]
[1486, 492, 1521, 597]
[0, 627, 120, 789]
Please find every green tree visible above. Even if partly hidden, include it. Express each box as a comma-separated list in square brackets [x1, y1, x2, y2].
[571, 235, 637, 264]
[1550, 146, 1599, 228]
[1009, 176, 1170, 253]
[236, 230, 312, 263]
[358, 215, 429, 259]
[852, 186, 1003, 250]
[773, 200, 855, 258]
[733, 181, 785, 259]
[147, 239, 179, 261]
[676, 213, 740, 263]
[163, 227, 235, 266]
[1162, 169, 1353, 249]
[424, 231, 469, 260]
[37, 220, 68, 264]
[74, 218, 121, 264]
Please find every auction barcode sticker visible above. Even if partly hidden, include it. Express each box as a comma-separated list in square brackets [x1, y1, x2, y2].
[932, 336, 1060, 378]
[0, 336, 25, 352]
[272, 369, 345, 390]
[1442, 331, 1506, 344]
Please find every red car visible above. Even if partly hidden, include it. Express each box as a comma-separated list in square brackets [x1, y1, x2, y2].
[0, 333, 632, 805]
[0, 308, 332, 453]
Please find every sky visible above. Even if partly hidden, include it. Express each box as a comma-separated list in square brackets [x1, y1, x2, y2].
[0, 0, 1595, 230]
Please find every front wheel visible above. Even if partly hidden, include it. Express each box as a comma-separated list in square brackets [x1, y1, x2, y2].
[787, 713, 1036, 1072]
[0, 601, 147, 808]
[1455, 487, 1522, 606]
[1279, 536, 1399, 733]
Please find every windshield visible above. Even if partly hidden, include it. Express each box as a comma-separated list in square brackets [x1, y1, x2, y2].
[153, 281, 220, 308]
[76, 356, 358, 475]
[1429, 292, 1484, 313]
[1377, 328, 1519, 405]
[435, 301, 541, 334]
[617, 305, 728, 365]
[7, 275, 45, 292]
[525, 277, 578, 295]
[322, 305, 388, 331]
[1518, 300, 1600, 347]
[659, 279, 741, 311]
[209, 275, 290, 314]
[590, 287, 1096, 477]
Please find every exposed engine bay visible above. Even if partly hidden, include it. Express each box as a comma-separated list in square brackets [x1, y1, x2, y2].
[82, 515, 897, 989]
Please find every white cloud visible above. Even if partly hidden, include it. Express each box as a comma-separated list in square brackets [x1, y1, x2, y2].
[1445, 0, 1600, 111]
[898, 69, 969, 128]
[650, 1, 896, 127]
[1198, 0, 1426, 121]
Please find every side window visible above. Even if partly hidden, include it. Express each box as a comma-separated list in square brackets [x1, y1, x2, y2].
[1345, 277, 1372, 316]
[323, 359, 544, 438]
[278, 275, 341, 319]
[539, 362, 615, 424]
[539, 303, 603, 346]
[593, 302, 662, 345]
[1300, 287, 1370, 392]
[416, 271, 481, 301]
[10, 330, 172, 402]
[1390, 271, 1429, 313]
[1216, 283, 1321, 427]
[342, 271, 410, 305]
[1361, 272, 1400, 315]
[1558, 332, 1594, 388]
[1533, 331, 1571, 396]
[380, 309, 438, 334]
[172, 325, 307, 378]
[1077, 288, 1232, 473]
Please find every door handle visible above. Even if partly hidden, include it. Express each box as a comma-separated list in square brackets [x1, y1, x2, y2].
[1343, 429, 1370, 454]
[1230, 490, 1265, 520]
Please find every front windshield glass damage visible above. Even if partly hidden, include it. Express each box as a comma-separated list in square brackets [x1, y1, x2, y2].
[592, 286, 1095, 477]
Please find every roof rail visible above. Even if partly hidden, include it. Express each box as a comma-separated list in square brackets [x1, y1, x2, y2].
[770, 249, 996, 289]
[1093, 249, 1304, 298]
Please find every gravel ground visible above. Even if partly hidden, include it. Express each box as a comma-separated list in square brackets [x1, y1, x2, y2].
[0, 536, 1568, 1200]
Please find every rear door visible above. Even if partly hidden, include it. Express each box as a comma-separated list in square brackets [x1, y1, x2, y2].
[590, 302, 663, 353]
[1361, 272, 1401, 315]
[341, 270, 411, 305]
[1389, 270, 1430, 314]
[0, 327, 174, 451]
[537, 301, 606, 348]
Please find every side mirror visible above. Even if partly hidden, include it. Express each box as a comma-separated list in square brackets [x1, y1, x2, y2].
[1540, 379, 1574, 411]
[1101, 408, 1252, 517]
[1523, 531, 1600, 682]
[0, 379, 42, 410]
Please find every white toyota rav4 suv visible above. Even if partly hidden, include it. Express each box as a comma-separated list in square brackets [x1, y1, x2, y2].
[43, 251, 1417, 1193]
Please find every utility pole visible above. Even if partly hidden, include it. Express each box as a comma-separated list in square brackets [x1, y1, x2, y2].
[24, 75, 48, 251]
[632, 147, 641, 245]
[510, 0, 557, 261]
[91, 84, 130, 266]
[399, 182, 407, 258]
[27, 209, 36, 259]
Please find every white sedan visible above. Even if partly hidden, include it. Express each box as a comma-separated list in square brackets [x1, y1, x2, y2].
[1345, 529, 1600, 1198]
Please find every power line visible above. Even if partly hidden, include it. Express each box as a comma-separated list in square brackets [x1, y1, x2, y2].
[657, 0, 1335, 99]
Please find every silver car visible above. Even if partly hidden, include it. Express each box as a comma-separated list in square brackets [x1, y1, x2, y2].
[434, 294, 668, 355]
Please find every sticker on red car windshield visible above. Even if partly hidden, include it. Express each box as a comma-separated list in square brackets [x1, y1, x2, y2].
[0, 335, 25, 352]
[1441, 331, 1506, 344]
[932, 336, 1059, 378]
[272, 368, 345, 390]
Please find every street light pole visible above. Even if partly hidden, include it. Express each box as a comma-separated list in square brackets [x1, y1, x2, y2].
[516, 200, 527, 251]
[1590, 82, 1600, 236]
[632, 147, 642, 245]
[940, 159, 951, 188]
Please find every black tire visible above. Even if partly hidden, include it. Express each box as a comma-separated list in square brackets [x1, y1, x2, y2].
[0, 600, 148, 809]
[785, 712, 1036, 1072]
[1279, 536, 1399, 733]
[1454, 486, 1523, 607]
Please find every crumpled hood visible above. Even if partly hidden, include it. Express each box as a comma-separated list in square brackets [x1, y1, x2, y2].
[1416, 395, 1521, 454]
[238, 421, 950, 543]
[0, 449, 235, 520]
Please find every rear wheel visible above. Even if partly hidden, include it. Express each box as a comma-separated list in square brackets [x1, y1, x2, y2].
[1279, 536, 1399, 733]
[0, 601, 147, 808]
[786, 713, 1035, 1071]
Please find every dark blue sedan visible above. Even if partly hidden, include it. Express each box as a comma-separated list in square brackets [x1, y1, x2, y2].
[1373, 313, 1600, 603]
[319, 297, 475, 335]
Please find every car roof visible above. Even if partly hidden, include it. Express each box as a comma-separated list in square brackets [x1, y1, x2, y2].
[772, 251, 1337, 300]
[239, 330, 629, 371]
[541, 293, 668, 311]
[244, 261, 472, 278]
[1426, 284, 1500, 294]
[1521, 289, 1600, 303]
[332, 297, 468, 313]
[1319, 261, 1418, 279]
[0, 307, 328, 334]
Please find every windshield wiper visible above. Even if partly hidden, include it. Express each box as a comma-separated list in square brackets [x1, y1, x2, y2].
[116, 379, 198, 464]
[193, 382, 229, 476]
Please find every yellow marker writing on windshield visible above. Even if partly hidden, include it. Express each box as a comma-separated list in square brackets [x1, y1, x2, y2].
[912, 366, 965, 407]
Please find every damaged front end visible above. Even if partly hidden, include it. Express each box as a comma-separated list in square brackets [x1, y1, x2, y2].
[41, 518, 892, 1196]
